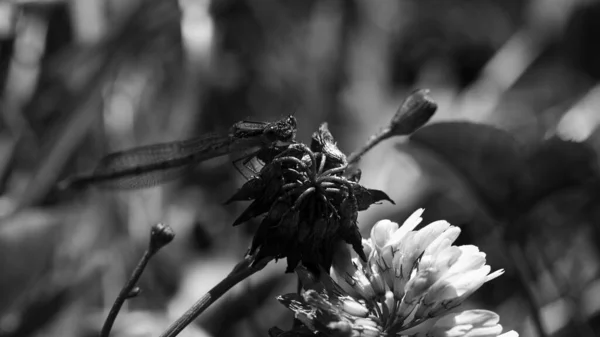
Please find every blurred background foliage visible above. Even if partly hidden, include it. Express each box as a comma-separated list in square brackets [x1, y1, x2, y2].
[1, 0, 600, 336]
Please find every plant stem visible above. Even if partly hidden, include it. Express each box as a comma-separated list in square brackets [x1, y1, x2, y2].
[158, 255, 272, 337]
[100, 249, 154, 337]
[101, 223, 174, 337]
[347, 127, 392, 165]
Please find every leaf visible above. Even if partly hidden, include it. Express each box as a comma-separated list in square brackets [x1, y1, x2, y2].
[409, 122, 526, 213]
[523, 137, 600, 206]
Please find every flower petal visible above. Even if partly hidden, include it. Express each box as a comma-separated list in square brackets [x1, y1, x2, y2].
[388, 208, 425, 243]
[370, 219, 399, 252]
[401, 310, 514, 337]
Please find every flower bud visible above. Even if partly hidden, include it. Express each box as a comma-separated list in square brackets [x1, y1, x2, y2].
[389, 89, 437, 136]
[149, 223, 175, 253]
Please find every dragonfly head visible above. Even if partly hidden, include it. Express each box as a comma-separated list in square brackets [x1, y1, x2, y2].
[263, 115, 297, 144]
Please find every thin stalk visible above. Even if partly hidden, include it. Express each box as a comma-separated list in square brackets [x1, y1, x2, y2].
[346, 127, 392, 165]
[158, 255, 272, 337]
[100, 223, 174, 337]
[100, 249, 153, 337]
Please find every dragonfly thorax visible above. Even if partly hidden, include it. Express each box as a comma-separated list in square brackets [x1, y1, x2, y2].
[262, 115, 297, 144]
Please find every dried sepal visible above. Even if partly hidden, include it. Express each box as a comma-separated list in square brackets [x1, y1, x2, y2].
[232, 198, 270, 226]
[353, 185, 395, 211]
[224, 176, 265, 204]
[348, 168, 361, 182]
[338, 193, 367, 262]
[311, 123, 347, 167]
[232, 168, 285, 226]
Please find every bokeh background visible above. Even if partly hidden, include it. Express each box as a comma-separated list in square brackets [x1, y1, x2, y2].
[1, 0, 600, 336]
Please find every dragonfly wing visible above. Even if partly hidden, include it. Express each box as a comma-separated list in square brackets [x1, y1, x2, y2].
[70, 134, 238, 189]
[88, 165, 191, 189]
[94, 133, 229, 172]
[232, 151, 264, 180]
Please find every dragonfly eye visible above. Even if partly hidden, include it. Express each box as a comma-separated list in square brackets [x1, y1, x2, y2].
[287, 116, 297, 129]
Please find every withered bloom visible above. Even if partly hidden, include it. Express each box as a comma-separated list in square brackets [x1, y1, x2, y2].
[227, 123, 394, 273]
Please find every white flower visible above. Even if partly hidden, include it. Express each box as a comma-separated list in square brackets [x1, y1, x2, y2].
[277, 209, 517, 337]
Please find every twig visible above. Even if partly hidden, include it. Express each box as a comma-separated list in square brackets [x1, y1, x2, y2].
[158, 254, 272, 337]
[100, 223, 175, 337]
[347, 89, 436, 165]
[346, 127, 393, 165]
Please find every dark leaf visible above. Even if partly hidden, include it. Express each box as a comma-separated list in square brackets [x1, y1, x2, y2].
[410, 122, 526, 213]
[523, 137, 600, 207]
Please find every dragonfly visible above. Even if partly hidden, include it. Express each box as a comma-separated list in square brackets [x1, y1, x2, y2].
[61, 115, 298, 190]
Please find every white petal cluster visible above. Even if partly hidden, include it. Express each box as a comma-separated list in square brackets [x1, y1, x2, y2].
[278, 209, 518, 337]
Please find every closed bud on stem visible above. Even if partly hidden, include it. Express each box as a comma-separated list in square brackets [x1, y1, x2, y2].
[149, 223, 175, 254]
[389, 89, 437, 136]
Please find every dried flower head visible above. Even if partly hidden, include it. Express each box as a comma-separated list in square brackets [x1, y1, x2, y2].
[227, 123, 394, 273]
[276, 209, 518, 337]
